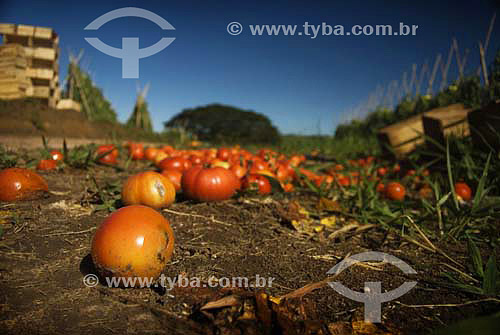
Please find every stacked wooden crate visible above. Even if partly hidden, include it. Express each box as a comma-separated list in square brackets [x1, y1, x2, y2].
[0, 23, 60, 108]
[0, 44, 29, 99]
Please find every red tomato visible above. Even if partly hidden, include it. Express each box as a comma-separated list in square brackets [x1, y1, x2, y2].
[242, 174, 272, 195]
[97, 145, 118, 165]
[217, 148, 232, 161]
[454, 182, 472, 201]
[377, 167, 387, 177]
[50, 150, 63, 162]
[230, 164, 247, 179]
[158, 157, 192, 173]
[337, 176, 350, 187]
[37, 159, 57, 170]
[182, 166, 240, 202]
[122, 171, 176, 209]
[91, 205, 175, 283]
[128, 143, 144, 160]
[0, 168, 48, 201]
[385, 182, 406, 201]
[144, 147, 159, 161]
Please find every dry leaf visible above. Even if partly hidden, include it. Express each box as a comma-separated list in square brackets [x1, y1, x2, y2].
[200, 295, 240, 311]
[318, 197, 342, 212]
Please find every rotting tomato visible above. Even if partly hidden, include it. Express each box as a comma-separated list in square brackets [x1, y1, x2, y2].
[454, 182, 472, 201]
[91, 205, 175, 284]
[37, 159, 57, 170]
[182, 166, 240, 202]
[0, 168, 48, 202]
[242, 174, 272, 195]
[122, 171, 175, 209]
[161, 169, 182, 192]
[385, 182, 406, 201]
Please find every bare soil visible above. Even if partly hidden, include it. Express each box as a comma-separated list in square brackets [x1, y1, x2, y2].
[0, 162, 499, 335]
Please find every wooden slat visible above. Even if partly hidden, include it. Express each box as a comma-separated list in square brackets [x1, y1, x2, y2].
[23, 46, 57, 61]
[0, 23, 16, 35]
[26, 67, 54, 80]
[0, 57, 28, 68]
[26, 85, 51, 98]
[423, 105, 470, 147]
[34, 26, 53, 39]
[17, 24, 35, 36]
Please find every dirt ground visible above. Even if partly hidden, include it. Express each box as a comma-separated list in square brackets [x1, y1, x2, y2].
[0, 162, 498, 335]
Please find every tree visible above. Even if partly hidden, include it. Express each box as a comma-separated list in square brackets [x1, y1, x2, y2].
[164, 104, 280, 144]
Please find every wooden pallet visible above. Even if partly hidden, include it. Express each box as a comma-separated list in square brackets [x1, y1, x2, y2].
[468, 100, 500, 152]
[57, 99, 81, 112]
[377, 103, 470, 157]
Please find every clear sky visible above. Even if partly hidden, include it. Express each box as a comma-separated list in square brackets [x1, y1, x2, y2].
[1, 0, 499, 134]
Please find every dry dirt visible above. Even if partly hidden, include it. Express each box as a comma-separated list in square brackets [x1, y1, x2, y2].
[0, 163, 499, 335]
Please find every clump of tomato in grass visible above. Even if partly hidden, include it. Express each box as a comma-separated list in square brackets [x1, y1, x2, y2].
[0, 168, 49, 202]
[91, 205, 175, 285]
[122, 171, 176, 209]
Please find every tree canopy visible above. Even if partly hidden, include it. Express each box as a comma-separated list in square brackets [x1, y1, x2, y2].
[164, 104, 280, 144]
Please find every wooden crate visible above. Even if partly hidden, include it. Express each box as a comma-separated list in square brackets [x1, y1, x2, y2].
[0, 44, 28, 99]
[468, 100, 500, 152]
[377, 114, 424, 157]
[57, 99, 81, 112]
[25, 68, 55, 80]
[0, 23, 16, 35]
[422, 104, 471, 147]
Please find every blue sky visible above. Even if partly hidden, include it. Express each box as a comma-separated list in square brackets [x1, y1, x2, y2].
[1, 0, 499, 134]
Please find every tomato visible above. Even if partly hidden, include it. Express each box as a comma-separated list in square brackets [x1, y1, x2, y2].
[154, 151, 169, 165]
[158, 157, 192, 173]
[50, 150, 63, 162]
[377, 167, 387, 177]
[37, 159, 57, 170]
[122, 171, 175, 209]
[144, 147, 159, 161]
[249, 159, 269, 173]
[161, 169, 182, 192]
[419, 185, 433, 200]
[189, 154, 204, 166]
[96, 145, 118, 165]
[217, 148, 232, 161]
[455, 182, 472, 201]
[385, 182, 406, 201]
[282, 182, 294, 192]
[128, 143, 144, 160]
[230, 164, 247, 179]
[182, 166, 240, 202]
[91, 205, 175, 284]
[242, 174, 272, 195]
[0, 168, 48, 202]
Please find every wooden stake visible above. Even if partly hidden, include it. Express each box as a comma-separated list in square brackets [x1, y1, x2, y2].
[427, 53, 442, 94]
[477, 13, 496, 76]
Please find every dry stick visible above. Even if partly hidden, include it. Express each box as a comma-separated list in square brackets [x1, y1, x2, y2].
[163, 208, 231, 226]
[427, 54, 442, 94]
[41, 227, 96, 237]
[440, 42, 455, 90]
[395, 297, 500, 309]
[479, 42, 490, 87]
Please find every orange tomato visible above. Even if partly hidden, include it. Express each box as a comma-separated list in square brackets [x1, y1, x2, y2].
[91, 205, 175, 284]
[158, 157, 192, 173]
[122, 171, 176, 209]
[0, 168, 48, 202]
[242, 174, 272, 195]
